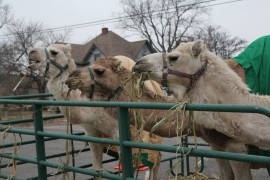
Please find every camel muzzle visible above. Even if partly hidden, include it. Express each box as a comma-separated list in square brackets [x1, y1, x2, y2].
[133, 60, 152, 73]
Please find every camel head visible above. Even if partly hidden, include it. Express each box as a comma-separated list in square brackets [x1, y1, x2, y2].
[66, 56, 133, 98]
[28, 43, 76, 79]
[133, 40, 207, 97]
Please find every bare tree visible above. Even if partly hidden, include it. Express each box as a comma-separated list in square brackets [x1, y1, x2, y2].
[118, 0, 209, 52]
[0, 18, 71, 96]
[0, 0, 11, 29]
[6, 20, 71, 67]
[192, 25, 247, 59]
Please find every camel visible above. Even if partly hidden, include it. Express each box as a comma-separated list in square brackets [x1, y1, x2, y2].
[131, 40, 270, 179]
[28, 44, 162, 180]
[133, 40, 270, 148]
[65, 46, 270, 180]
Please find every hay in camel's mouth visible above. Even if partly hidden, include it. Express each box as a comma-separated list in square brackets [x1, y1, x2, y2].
[65, 79, 83, 90]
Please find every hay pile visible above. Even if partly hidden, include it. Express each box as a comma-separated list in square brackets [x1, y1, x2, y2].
[167, 173, 219, 180]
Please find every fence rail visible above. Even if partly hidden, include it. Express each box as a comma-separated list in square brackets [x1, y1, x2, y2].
[0, 98, 270, 179]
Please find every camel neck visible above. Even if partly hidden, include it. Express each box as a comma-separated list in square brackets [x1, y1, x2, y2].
[189, 57, 270, 109]
[47, 80, 69, 100]
[47, 66, 75, 100]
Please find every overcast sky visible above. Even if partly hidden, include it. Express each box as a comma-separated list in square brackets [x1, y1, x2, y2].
[3, 0, 270, 45]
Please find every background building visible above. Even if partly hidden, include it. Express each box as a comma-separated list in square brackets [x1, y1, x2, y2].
[69, 28, 156, 66]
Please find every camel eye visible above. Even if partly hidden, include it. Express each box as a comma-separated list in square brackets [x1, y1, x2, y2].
[168, 56, 178, 62]
[69, 70, 80, 77]
[94, 67, 105, 76]
[50, 50, 58, 56]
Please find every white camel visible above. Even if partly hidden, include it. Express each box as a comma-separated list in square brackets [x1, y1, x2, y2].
[28, 44, 162, 180]
[132, 40, 270, 180]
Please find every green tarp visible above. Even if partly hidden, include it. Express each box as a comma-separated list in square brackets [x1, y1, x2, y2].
[233, 35, 270, 95]
[233, 35, 270, 174]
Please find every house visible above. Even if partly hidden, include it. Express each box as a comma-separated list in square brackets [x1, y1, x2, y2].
[70, 28, 156, 66]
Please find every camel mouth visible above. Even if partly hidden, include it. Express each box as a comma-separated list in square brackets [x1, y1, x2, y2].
[132, 65, 152, 73]
[133, 59, 152, 73]
[28, 59, 41, 65]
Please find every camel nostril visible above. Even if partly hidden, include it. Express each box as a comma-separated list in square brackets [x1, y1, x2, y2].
[135, 59, 143, 65]
[94, 67, 105, 75]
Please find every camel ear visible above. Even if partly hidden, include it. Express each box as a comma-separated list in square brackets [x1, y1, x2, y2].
[68, 58, 77, 72]
[65, 44, 71, 51]
[192, 40, 204, 57]
[112, 60, 122, 72]
[63, 44, 72, 56]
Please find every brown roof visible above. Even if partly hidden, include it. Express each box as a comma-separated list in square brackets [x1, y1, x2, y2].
[70, 43, 89, 63]
[70, 28, 153, 63]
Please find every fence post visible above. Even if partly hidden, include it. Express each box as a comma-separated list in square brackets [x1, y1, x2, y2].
[33, 104, 47, 180]
[183, 136, 190, 175]
[117, 107, 134, 179]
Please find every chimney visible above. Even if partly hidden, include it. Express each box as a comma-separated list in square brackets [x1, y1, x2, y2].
[102, 27, 108, 34]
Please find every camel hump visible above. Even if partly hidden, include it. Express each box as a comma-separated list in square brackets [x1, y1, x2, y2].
[225, 59, 246, 83]
[144, 80, 163, 97]
[113, 55, 135, 72]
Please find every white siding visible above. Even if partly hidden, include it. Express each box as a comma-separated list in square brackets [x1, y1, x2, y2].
[85, 48, 105, 65]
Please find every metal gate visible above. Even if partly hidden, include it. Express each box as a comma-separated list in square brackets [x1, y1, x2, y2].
[0, 94, 270, 179]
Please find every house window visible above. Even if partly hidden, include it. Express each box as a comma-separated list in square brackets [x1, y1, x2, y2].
[94, 53, 101, 61]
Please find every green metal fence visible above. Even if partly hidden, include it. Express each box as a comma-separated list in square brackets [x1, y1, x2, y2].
[0, 97, 270, 179]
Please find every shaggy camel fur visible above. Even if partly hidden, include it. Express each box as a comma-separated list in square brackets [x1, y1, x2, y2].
[28, 44, 162, 180]
[132, 40, 270, 180]
[65, 55, 267, 180]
